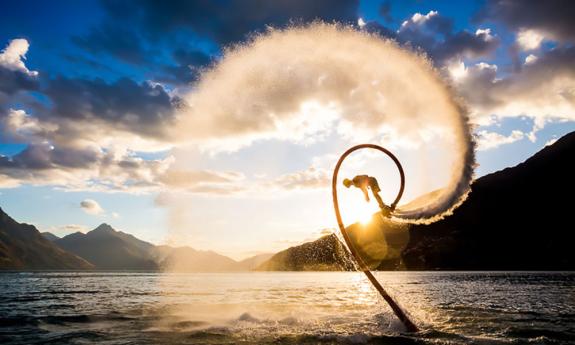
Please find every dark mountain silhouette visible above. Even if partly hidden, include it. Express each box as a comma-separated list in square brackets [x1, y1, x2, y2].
[400, 131, 575, 270]
[0, 208, 93, 270]
[257, 234, 355, 271]
[55, 224, 158, 270]
[41, 232, 60, 242]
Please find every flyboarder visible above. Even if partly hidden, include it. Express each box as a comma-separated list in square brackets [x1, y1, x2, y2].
[343, 175, 393, 217]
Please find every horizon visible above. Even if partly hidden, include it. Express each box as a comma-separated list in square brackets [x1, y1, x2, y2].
[25, 130, 569, 262]
[1, 0, 574, 259]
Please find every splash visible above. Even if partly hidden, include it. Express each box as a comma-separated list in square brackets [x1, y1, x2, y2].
[175, 23, 475, 223]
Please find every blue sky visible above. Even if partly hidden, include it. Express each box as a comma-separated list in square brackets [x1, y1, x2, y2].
[1, 0, 573, 259]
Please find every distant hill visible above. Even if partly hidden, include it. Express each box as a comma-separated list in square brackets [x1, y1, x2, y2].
[56, 224, 158, 270]
[257, 234, 355, 271]
[236, 253, 274, 270]
[0, 209, 286, 271]
[0, 208, 93, 270]
[41, 232, 60, 242]
[401, 131, 575, 270]
[159, 246, 239, 272]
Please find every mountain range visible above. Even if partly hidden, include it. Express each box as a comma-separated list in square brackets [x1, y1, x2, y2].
[0, 210, 274, 271]
[0, 209, 93, 270]
[0, 131, 573, 271]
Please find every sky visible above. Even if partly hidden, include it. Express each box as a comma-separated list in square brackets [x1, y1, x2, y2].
[0, 0, 574, 259]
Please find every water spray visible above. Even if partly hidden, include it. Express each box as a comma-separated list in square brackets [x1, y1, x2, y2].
[332, 143, 418, 332]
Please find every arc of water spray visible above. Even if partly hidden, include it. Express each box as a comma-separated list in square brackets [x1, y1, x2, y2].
[332, 144, 418, 333]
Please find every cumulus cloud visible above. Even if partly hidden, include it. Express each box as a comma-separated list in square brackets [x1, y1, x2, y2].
[44, 77, 180, 139]
[478, 0, 575, 44]
[0, 39, 187, 191]
[524, 54, 538, 65]
[364, 10, 498, 66]
[0, 109, 58, 142]
[0, 141, 174, 191]
[517, 29, 545, 51]
[80, 199, 104, 215]
[0, 39, 38, 100]
[475, 130, 525, 150]
[0, 39, 38, 76]
[453, 46, 575, 126]
[472, 1, 575, 128]
[271, 167, 331, 191]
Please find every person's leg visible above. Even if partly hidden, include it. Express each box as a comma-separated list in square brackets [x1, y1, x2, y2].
[373, 192, 391, 217]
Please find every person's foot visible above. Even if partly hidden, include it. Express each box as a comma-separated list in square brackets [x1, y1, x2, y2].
[380, 205, 392, 217]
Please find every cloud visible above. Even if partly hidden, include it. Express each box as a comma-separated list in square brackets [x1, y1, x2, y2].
[41, 224, 90, 237]
[453, 46, 575, 126]
[99, 0, 359, 46]
[475, 130, 525, 150]
[524, 54, 538, 65]
[0, 39, 38, 76]
[44, 77, 180, 139]
[517, 29, 545, 50]
[69, 0, 359, 82]
[0, 109, 58, 142]
[0, 40, 183, 191]
[72, 22, 148, 64]
[80, 199, 104, 215]
[271, 167, 331, 191]
[0, 141, 174, 192]
[59, 224, 90, 233]
[545, 138, 558, 146]
[159, 169, 245, 193]
[364, 10, 498, 66]
[0, 39, 38, 100]
[478, 0, 575, 44]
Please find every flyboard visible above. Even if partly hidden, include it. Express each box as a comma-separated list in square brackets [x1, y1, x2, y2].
[331, 144, 419, 332]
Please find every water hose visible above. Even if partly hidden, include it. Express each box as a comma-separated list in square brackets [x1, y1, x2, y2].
[331, 144, 418, 332]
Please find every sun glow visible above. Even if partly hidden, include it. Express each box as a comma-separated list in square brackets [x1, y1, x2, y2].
[344, 199, 378, 226]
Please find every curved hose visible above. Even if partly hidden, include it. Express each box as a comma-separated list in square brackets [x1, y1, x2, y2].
[332, 144, 418, 332]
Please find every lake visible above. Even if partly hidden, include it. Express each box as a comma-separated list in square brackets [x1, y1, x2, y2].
[0, 271, 573, 344]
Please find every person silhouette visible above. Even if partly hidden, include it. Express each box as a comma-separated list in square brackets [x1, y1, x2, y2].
[343, 175, 393, 217]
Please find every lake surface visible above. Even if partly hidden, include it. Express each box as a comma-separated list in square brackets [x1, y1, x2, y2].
[0, 271, 573, 344]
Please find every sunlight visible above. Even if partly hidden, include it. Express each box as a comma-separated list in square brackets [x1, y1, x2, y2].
[346, 199, 377, 226]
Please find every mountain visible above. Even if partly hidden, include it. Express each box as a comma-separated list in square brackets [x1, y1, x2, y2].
[235, 253, 274, 270]
[257, 234, 355, 271]
[41, 232, 60, 242]
[400, 131, 575, 270]
[55, 224, 158, 270]
[0, 208, 93, 270]
[159, 246, 239, 272]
